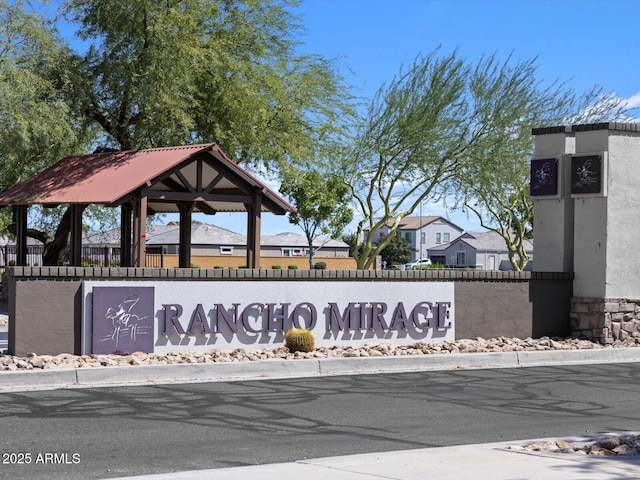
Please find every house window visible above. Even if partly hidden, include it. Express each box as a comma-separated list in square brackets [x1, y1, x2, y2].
[456, 251, 466, 265]
[443, 233, 450, 242]
[282, 248, 304, 257]
[420, 232, 425, 244]
[405, 232, 411, 242]
[220, 246, 233, 255]
[436, 233, 441, 244]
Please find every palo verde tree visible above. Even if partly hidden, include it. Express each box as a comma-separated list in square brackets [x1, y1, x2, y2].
[455, 89, 630, 270]
[5, 0, 353, 264]
[340, 48, 627, 270]
[279, 167, 353, 269]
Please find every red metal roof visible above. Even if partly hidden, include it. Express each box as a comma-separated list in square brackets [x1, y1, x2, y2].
[0, 144, 295, 215]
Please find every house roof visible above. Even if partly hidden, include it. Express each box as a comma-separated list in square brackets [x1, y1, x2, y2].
[262, 232, 348, 248]
[0, 143, 295, 216]
[363, 216, 462, 231]
[429, 231, 533, 253]
[0, 235, 44, 246]
[83, 222, 349, 249]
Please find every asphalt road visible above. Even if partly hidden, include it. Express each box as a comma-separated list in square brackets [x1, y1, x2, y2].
[1, 363, 640, 480]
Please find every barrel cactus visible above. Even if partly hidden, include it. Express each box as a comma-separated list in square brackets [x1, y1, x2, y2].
[285, 328, 315, 353]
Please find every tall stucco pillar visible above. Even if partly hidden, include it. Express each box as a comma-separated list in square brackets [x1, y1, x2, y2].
[531, 126, 575, 272]
[569, 123, 640, 343]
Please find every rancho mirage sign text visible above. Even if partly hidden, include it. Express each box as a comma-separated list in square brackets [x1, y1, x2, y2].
[82, 280, 455, 355]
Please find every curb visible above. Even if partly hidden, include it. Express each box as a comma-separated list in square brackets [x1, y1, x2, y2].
[2, 348, 640, 392]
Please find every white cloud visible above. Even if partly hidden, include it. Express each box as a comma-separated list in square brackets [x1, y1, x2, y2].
[623, 92, 640, 110]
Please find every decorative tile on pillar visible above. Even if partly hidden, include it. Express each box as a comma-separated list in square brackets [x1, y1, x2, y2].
[571, 154, 602, 195]
[530, 158, 559, 196]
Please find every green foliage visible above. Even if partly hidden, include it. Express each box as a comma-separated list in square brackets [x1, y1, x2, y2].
[341, 232, 363, 258]
[287, 264, 298, 270]
[284, 328, 315, 353]
[313, 261, 327, 269]
[426, 262, 445, 270]
[380, 231, 411, 266]
[59, 0, 354, 167]
[341, 48, 628, 270]
[0, 0, 354, 264]
[0, 0, 88, 233]
[455, 76, 629, 271]
[280, 167, 353, 268]
[271, 264, 282, 269]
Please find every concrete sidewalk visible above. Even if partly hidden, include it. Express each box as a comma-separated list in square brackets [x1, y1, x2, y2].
[106, 437, 640, 480]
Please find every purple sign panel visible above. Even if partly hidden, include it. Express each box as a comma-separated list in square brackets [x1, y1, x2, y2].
[571, 154, 602, 195]
[530, 158, 558, 196]
[92, 287, 155, 354]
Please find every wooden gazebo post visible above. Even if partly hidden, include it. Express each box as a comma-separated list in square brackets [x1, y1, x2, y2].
[69, 204, 87, 266]
[132, 193, 147, 267]
[120, 202, 133, 267]
[14, 205, 28, 266]
[178, 202, 195, 268]
[246, 189, 262, 269]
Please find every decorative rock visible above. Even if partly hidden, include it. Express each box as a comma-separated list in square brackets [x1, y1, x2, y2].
[599, 437, 620, 450]
[612, 444, 632, 454]
[1, 335, 640, 372]
[589, 445, 612, 456]
[521, 434, 640, 457]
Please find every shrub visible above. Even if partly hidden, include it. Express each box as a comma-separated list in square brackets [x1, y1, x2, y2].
[288, 264, 298, 270]
[272, 265, 282, 269]
[285, 328, 315, 353]
[314, 261, 327, 270]
[214, 265, 224, 269]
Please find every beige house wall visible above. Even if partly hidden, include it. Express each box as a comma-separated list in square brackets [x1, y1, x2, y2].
[148, 255, 358, 270]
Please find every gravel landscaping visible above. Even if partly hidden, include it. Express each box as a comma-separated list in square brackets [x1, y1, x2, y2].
[1, 335, 640, 371]
[513, 434, 640, 456]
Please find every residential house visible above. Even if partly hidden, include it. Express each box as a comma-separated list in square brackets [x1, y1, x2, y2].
[83, 221, 351, 265]
[427, 231, 533, 270]
[366, 216, 465, 262]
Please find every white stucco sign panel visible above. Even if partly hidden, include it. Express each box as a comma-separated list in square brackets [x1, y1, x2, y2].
[82, 280, 455, 355]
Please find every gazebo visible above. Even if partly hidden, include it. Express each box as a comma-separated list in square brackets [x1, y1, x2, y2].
[0, 144, 295, 268]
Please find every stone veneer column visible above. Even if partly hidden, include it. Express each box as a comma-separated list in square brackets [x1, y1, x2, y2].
[569, 123, 640, 343]
[531, 126, 575, 272]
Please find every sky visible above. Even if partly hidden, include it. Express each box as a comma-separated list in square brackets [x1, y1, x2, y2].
[31, 0, 640, 236]
[206, 0, 640, 235]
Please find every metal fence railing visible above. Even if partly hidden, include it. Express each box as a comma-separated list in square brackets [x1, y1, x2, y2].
[0, 245, 45, 267]
[0, 245, 167, 269]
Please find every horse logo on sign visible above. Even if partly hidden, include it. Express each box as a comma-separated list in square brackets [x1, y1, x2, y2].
[92, 286, 154, 354]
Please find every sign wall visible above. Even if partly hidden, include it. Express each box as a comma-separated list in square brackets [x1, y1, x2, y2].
[82, 280, 455, 355]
